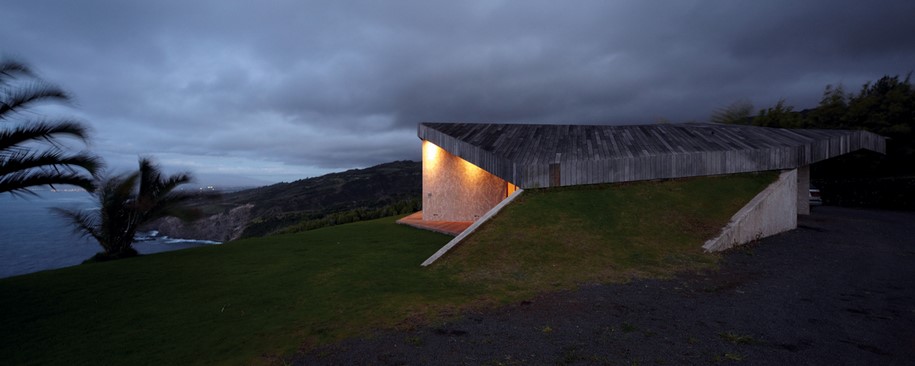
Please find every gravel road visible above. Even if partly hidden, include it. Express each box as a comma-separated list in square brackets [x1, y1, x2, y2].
[296, 206, 915, 365]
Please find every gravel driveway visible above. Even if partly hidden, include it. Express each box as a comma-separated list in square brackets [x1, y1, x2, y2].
[297, 206, 915, 365]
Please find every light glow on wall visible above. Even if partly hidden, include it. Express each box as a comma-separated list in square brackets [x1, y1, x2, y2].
[459, 156, 486, 182]
[422, 138, 518, 222]
[424, 139, 516, 188]
[425, 140, 489, 182]
[506, 182, 518, 197]
[422, 140, 441, 168]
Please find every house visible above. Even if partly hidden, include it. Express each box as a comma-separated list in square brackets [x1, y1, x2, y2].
[399, 122, 886, 265]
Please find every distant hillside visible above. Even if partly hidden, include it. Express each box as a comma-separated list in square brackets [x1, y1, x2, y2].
[151, 160, 421, 241]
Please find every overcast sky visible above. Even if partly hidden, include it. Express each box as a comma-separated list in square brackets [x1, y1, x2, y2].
[2, 1, 913, 185]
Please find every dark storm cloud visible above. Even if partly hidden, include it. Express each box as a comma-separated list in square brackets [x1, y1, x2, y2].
[2, 0, 913, 183]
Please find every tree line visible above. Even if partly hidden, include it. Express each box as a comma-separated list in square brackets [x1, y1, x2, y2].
[712, 74, 915, 208]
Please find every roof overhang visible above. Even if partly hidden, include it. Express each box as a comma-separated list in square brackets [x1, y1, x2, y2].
[418, 122, 886, 189]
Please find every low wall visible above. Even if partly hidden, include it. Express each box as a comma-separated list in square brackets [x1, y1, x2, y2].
[703, 170, 798, 252]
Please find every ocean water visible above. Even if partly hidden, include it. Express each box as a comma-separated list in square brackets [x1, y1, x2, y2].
[0, 191, 220, 278]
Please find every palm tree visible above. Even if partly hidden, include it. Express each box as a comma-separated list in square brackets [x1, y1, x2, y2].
[54, 158, 203, 261]
[1, 59, 101, 194]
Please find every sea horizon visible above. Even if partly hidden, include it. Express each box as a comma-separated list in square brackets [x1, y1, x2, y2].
[0, 190, 220, 279]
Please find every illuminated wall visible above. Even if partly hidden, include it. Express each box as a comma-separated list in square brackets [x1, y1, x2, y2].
[423, 140, 510, 222]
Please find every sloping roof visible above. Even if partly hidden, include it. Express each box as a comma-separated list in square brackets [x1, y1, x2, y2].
[418, 122, 886, 188]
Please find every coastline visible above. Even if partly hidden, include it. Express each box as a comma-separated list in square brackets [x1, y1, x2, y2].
[0, 191, 222, 279]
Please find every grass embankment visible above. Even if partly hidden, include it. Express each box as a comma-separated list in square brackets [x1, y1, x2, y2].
[438, 172, 778, 294]
[0, 172, 775, 365]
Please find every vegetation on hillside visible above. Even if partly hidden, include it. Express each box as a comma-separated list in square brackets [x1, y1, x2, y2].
[715, 74, 913, 163]
[154, 160, 422, 239]
[235, 160, 421, 237]
[713, 74, 915, 208]
[0, 59, 101, 195]
[1, 173, 772, 365]
[277, 196, 420, 234]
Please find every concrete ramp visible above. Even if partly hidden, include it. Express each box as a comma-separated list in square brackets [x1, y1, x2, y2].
[703, 170, 798, 252]
[421, 189, 524, 266]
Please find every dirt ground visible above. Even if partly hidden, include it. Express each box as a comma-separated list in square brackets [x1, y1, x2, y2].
[296, 206, 915, 365]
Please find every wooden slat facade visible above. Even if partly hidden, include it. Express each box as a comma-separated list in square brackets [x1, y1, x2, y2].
[418, 122, 886, 189]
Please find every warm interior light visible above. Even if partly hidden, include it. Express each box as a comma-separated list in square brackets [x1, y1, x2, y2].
[423, 140, 441, 165]
[459, 157, 485, 182]
[506, 182, 518, 197]
[422, 138, 516, 222]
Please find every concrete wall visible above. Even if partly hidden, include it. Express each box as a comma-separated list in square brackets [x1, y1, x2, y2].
[422, 141, 508, 222]
[703, 170, 798, 252]
[797, 165, 810, 215]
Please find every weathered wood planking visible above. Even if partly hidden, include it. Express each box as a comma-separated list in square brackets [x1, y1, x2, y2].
[417, 122, 886, 189]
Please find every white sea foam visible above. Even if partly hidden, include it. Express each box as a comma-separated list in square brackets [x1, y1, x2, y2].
[163, 238, 222, 245]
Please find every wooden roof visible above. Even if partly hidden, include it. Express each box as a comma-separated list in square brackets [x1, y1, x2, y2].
[418, 122, 886, 188]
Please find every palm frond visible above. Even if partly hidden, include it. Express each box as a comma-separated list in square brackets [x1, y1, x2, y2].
[137, 157, 162, 200]
[0, 58, 97, 196]
[0, 81, 70, 119]
[0, 170, 96, 194]
[50, 207, 103, 244]
[0, 60, 32, 75]
[0, 60, 33, 84]
[0, 149, 101, 177]
[109, 171, 140, 200]
[0, 119, 91, 151]
[156, 173, 193, 200]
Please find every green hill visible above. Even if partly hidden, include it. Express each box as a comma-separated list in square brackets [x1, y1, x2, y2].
[0, 172, 774, 365]
[152, 160, 422, 240]
[224, 160, 420, 215]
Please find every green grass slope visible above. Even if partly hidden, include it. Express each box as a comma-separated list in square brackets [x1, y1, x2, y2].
[437, 172, 777, 296]
[0, 172, 775, 365]
[0, 219, 463, 366]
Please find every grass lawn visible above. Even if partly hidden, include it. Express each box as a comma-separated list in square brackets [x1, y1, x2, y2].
[437, 172, 777, 296]
[0, 172, 775, 365]
[0, 219, 466, 366]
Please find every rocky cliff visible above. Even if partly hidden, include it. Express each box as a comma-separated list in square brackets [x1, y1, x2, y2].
[154, 204, 254, 242]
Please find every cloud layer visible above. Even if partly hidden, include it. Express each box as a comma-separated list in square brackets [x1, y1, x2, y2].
[3, 0, 913, 183]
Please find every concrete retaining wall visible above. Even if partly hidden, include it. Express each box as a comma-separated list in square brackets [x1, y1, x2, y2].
[797, 165, 810, 215]
[703, 170, 798, 252]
